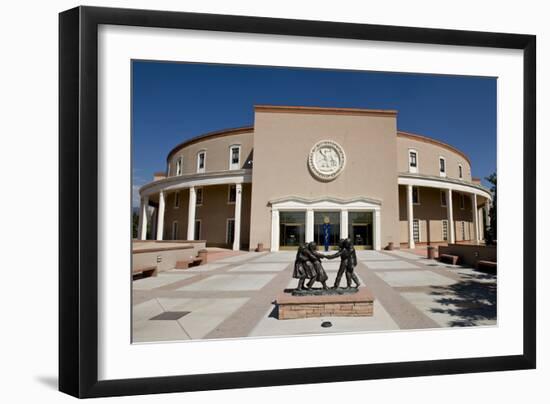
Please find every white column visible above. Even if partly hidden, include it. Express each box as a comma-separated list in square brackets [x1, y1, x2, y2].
[270, 210, 280, 252]
[374, 209, 382, 250]
[156, 191, 165, 240]
[340, 209, 349, 240]
[138, 196, 149, 240]
[232, 184, 242, 251]
[447, 188, 455, 244]
[471, 193, 479, 244]
[187, 186, 196, 240]
[305, 209, 314, 242]
[407, 185, 415, 249]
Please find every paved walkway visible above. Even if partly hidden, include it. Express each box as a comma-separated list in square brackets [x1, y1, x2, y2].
[132, 250, 496, 342]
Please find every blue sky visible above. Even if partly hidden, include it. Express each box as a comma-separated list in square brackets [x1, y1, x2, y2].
[132, 61, 496, 207]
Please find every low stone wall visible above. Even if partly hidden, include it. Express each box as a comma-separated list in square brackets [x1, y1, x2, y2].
[132, 240, 207, 273]
[276, 288, 374, 320]
[438, 244, 496, 267]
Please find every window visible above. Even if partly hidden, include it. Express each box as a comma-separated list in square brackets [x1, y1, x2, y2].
[461, 221, 466, 240]
[228, 184, 236, 204]
[439, 157, 446, 176]
[440, 190, 447, 207]
[229, 145, 241, 170]
[194, 220, 201, 240]
[458, 164, 463, 179]
[459, 193, 465, 209]
[197, 151, 206, 173]
[174, 191, 180, 208]
[196, 187, 203, 206]
[175, 157, 183, 176]
[412, 186, 420, 204]
[171, 221, 179, 240]
[413, 219, 420, 242]
[442, 220, 448, 241]
[226, 218, 235, 244]
[408, 150, 418, 173]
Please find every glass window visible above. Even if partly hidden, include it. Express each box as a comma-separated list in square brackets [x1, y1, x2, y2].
[439, 157, 446, 173]
[228, 184, 236, 203]
[197, 151, 205, 172]
[460, 193, 465, 209]
[174, 191, 180, 208]
[440, 190, 447, 207]
[409, 151, 417, 167]
[412, 186, 420, 204]
[458, 164, 463, 178]
[196, 187, 203, 205]
[232, 147, 240, 164]
[176, 157, 182, 176]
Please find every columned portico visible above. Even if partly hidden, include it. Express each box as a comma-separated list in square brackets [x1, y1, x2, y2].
[138, 196, 149, 240]
[187, 186, 196, 240]
[232, 183, 242, 250]
[406, 184, 415, 249]
[156, 191, 165, 240]
[446, 188, 455, 244]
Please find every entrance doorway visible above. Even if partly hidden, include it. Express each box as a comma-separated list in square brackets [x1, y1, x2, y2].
[348, 211, 373, 249]
[279, 211, 305, 248]
[314, 211, 340, 250]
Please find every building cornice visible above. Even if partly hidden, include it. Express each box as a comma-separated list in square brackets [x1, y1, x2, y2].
[269, 195, 382, 206]
[166, 126, 254, 162]
[255, 105, 398, 117]
[397, 131, 471, 166]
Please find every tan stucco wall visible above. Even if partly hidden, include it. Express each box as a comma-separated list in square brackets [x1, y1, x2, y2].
[162, 184, 251, 248]
[398, 185, 476, 243]
[167, 131, 254, 176]
[249, 109, 400, 250]
[397, 135, 472, 181]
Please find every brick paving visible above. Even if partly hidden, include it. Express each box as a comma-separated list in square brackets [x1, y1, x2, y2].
[132, 249, 497, 342]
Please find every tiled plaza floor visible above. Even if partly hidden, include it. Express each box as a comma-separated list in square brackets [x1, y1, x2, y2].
[132, 249, 496, 342]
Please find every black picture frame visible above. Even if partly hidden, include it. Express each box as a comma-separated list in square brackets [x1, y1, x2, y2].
[59, 6, 536, 398]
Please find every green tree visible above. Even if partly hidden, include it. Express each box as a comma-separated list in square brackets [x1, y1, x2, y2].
[132, 211, 139, 239]
[485, 172, 497, 245]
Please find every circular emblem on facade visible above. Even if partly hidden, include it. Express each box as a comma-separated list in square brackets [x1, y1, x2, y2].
[308, 140, 346, 181]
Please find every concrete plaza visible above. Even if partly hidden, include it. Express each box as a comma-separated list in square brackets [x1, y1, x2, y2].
[132, 250, 497, 342]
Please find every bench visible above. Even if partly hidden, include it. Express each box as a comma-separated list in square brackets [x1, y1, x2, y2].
[175, 257, 203, 269]
[439, 254, 459, 265]
[476, 260, 497, 272]
[132, 265, 157, 280]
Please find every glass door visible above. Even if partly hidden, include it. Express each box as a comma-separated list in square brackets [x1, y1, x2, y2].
[279, 211, 305, 248]
[348, 211, 373, 249]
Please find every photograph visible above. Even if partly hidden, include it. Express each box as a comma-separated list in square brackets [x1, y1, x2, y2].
[131, 61, 497, 342]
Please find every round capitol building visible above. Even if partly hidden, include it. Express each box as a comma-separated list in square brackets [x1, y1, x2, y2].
[138, 105, 492, 251]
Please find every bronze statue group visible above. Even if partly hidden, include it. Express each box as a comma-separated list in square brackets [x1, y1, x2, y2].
[293, 238, 360, 291]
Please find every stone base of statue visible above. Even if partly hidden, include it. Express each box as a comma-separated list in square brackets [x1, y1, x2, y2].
[276, 287, 374, 320]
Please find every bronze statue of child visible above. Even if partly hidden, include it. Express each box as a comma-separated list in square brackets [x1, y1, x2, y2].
[292, 243, 317, 290]
[302, 242, 330, 290]
[329, 238, 360, 289]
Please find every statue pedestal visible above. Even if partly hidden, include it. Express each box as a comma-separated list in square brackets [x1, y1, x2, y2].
[276, 287, 374, 320]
